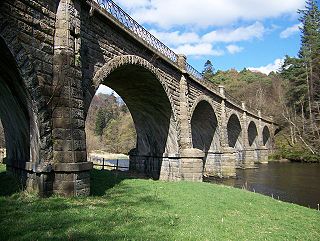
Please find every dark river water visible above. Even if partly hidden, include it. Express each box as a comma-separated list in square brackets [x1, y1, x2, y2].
[205, 162, 320, 209]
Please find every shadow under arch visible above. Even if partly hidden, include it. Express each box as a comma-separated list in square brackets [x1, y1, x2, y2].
[248, 120, 260, 163]
[89, 56, 179, 179]
[191, 100, 221, 175]
[227, 113, 243, 166]
[248, 121, 258, 147]
[262, 126, 271, 146]
[0, 36, 40, 183]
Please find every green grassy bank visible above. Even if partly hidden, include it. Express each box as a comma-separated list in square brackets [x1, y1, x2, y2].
[0, 164, 319, 241]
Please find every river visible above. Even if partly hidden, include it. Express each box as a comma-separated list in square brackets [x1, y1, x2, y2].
[205, 162, 320, 209]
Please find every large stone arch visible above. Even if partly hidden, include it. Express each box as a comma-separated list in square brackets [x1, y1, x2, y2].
[190, 96, 221, 152]
[91, 55, 179, 178]
[190, 96, 221, 176]
[0, 23, 45, 185]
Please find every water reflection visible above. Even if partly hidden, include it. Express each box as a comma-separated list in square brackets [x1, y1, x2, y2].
[205, 162, 320, 209]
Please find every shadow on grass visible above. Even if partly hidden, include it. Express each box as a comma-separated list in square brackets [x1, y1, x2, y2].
[90, 169, 131, 196]
[0, 169, 174, 241]
[0, 170, 21, 196]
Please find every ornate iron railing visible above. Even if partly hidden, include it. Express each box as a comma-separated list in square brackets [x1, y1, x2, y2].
[186, 63, 219, 90]
[94, 0, 178, 62]
[93, 0, 270, 121]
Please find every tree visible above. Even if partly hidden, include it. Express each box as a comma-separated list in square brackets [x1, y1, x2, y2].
[202, 60, 215, 80]
[94, 108, 106, 136]
[298, 0, 320, 124]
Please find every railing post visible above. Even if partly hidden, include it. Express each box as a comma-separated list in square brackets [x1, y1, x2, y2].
[219, 85, 225, 98]
[116, 159, 119, 170]
[177, 54, 187, 73]
[102, 158, 105, 170]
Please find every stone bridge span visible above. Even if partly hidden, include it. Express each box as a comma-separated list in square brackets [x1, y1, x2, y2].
[0, 0, 276, 196]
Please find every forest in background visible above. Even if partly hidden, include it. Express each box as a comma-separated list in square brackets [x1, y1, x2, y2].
[203, 0, 320, 162]
[85, 93, 136, 154]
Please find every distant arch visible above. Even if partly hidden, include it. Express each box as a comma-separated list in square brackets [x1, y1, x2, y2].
[227, 114, 242, 149]
[248, 121, 258, 147]
[191, 100, 220, 152]
[262, 126, 270, 146]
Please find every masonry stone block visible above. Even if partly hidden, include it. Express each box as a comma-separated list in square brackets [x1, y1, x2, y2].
[0, 0, 276, 197]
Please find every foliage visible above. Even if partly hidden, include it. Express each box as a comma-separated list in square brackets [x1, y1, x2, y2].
[86, 92, 136, 154]
[0, 164, 319, 240]
[94, 108, 106, 136]
[278, 0, 320, 158]
[202, 59, 215, 79]
[200, 0, 320, 162]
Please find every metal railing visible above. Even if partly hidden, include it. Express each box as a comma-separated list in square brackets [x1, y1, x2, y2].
[94, 0, 178, 62]
[92, 0, 270, 121]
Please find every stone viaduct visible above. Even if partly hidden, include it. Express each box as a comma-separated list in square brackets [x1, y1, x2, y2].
[0, 0, 277, 196]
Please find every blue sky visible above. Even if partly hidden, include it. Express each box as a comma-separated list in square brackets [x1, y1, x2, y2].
[97, 0, 317, 94]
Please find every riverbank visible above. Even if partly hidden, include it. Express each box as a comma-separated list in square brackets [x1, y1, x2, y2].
[0, 164, 319, 240]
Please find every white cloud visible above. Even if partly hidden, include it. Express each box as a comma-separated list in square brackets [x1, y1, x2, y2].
[149, 30, 200, 46]
[150, 22, 265, 48]
[226, 45, 244, 54]
[248, 58, 284, 75]
[202, 22, 265, 43]
[280, 23, 301, 38]
[173, 43, 224, 56]
[114, 0, 305, 29]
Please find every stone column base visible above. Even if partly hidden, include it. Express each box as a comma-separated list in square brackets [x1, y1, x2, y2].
[220, 149, 236, 178]
[180, 148, 204, 182]
[5, 160, 93, 197]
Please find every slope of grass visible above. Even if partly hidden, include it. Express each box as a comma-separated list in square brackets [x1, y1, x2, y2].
[0, 164, 319, 241]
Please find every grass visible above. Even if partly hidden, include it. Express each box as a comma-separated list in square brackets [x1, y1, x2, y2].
[0, 164, 319, 241]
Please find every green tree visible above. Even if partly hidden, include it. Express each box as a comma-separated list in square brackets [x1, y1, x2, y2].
[202, 60, 215, 80]
[94, 108, 106, 136]
[298, 0, 320, 122]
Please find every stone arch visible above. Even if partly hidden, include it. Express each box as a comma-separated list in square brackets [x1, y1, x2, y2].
[262, 126, 271, 146]
[92, 55, 178, 121]
[190, 97, 221, 176]
[0, 28, 41, 170]
[190, 96, 220, 152]
[247, 121, 258, 147]
[227, 113, 242, 149]
[90, 55, 179, 178]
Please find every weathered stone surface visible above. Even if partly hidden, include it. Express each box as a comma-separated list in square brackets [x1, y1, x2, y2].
[0, 0, 276, 197]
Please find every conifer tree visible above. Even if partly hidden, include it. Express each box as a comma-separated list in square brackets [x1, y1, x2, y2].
[202, 60, 215, 80]
[94, 108, 106, 136]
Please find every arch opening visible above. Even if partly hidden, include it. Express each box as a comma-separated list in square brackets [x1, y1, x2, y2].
[191, 100, 220, 176]
[262, 126, 270, 146]
[86, 87, 136, 156]
[0, 37, 39, 173]
[87, 63, 178, 179]
[191, 100, 219, 152]
[248, 121, 258, 147]
[227, 114, 242, 149]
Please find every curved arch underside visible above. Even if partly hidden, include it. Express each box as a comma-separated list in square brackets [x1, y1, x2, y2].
[227, 114, 242, 149]
[262, 126, 270, 146]
[0, 38, 37, 166]
[191, 100, 219, 152]
[101, 64, 178, 156]
[248, 121, 258, 147]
